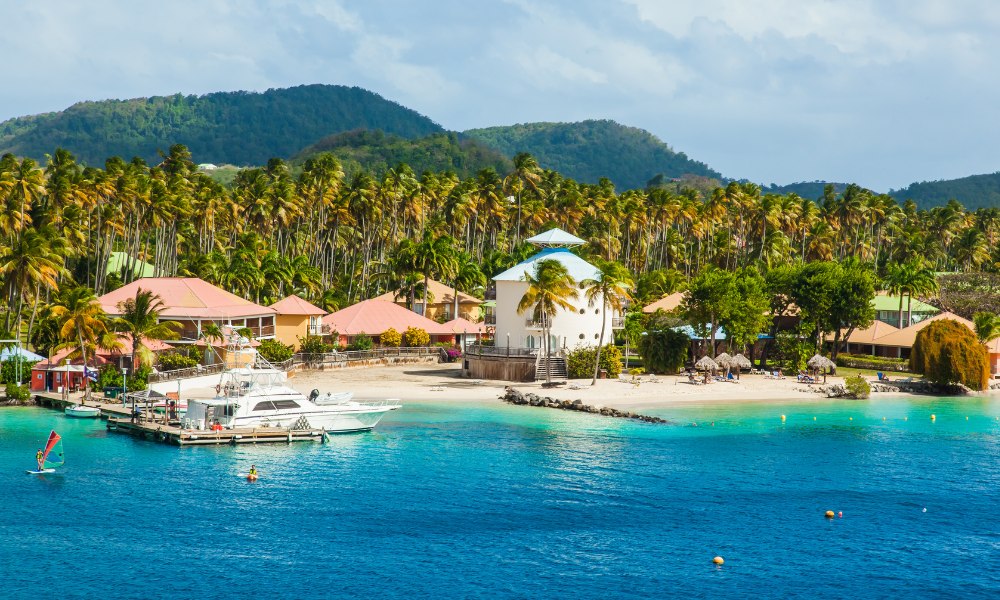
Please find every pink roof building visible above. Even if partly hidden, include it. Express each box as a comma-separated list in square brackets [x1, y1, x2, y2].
[98, 277, 277, 342]
[322, 299, 453, 344]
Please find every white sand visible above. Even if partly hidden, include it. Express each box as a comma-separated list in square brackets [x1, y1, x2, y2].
[284, 363, 861, 410]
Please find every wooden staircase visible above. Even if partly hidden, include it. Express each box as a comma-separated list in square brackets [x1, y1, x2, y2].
[535, 356, 568, 381]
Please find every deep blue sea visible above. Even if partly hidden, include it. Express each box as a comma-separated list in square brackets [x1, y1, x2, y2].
[3, 396, 1000, 599]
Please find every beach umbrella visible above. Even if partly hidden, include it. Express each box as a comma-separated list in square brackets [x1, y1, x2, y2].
[695, 355, 719, 371]
[714, 352, 733, 368]
[807, 354, 835, 370]
[731, 353, 752, 369]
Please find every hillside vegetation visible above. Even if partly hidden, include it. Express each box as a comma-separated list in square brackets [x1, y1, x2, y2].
[890, 172, 1000, 210]
[0, 84, 443, 166]
[464, 120, 721, 190]
[294, 130, 511, 178]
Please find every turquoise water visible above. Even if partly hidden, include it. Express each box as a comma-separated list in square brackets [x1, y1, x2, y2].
[3, 396, 1000, 598]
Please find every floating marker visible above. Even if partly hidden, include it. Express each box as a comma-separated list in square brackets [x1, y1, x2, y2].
[825, 510, 835, 518]
[813, 416, 817, 421]
[849, 417, 853, 421]
[882, 417, 886, 421]
[838, 511, 843, 518]
[713, 556, 724, 565]
[904, 417, 908, 421]
[781, 414, 786, 422]
[922, 508, 927, 513]
[930, 414, 936, 421]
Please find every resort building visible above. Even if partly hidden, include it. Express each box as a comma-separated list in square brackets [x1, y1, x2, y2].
[269, 295, 327, 346]
[98, 277, 278, 344]
[321, 299, 454, 347]
[30, 335, 173, 392]
[873, 293, 939, 328]
[642, 291, 685, 314]
[373, 278, 483, 321]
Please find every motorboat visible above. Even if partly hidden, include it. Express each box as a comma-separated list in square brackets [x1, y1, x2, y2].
[65, 404, 101, 418]
[184, 368, 399, 433]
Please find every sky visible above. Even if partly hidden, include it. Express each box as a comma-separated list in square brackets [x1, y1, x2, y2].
[2, 0, 998, 191]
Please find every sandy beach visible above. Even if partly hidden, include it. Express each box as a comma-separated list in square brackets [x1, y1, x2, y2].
[283, 363, 873, 410]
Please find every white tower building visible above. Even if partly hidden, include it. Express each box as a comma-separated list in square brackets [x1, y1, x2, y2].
[492, 228, 620, 352]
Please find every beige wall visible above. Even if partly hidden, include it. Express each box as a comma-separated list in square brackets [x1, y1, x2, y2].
[274, 315, 309, 348]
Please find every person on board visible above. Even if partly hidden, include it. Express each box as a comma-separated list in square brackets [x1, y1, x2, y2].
[248, 465, 258, 479]
[36, 449, 44, 471]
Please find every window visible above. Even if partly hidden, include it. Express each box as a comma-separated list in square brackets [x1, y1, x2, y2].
[579, 308, 585, 314]
[594, 309, 600, 315]
[253, 401, 275, 411]
[594, 333, 599, 339]
[272, 400, 301, 410]
[579, 334, 585, 339]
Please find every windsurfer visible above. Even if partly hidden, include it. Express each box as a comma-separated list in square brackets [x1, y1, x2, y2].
[35, 449, 44, 471]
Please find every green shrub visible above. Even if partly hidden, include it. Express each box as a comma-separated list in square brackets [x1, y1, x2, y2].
[844, 376, 871, 399]
[97, 366, 123, 388]
[5, 383, 31, 404]
[157, 352, 198, 371]
[836, 353, 910, 372]
[911, 319, 990, 390]
[298, 334, 334, 354]
[402, 327, 430, 347]
[348, 333, 374, 351]
[258, 339, 293, 363]
[381, 327, 402, 347]
[638, 328, 689, 374]
[0, 357, 36, 385]
[566, 344, 623, 379]
[127, 365, 150, 391]
[775, 331, 812, 372]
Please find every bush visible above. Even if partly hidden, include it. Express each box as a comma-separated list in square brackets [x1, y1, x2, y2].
[97, 366, 123, 388]
[844, 376, 871, 399]
[0, 357, 37, 385]
[381, 327, 402, 347]
[910, 319, 990, 390]
[348, 333, 373, 351]
[402, 327, 430, 347]
[157, 352, 199, 371]
[258, 339, 293, 363]
[835, 353, 911, 372]
[638, 328, 690, 374]
[774, 331, 812, 372]
[5, 383, 31, 404]
[444, 347, 462, 362]
[566, 344, 623, 379]
[127, 365, 150, 391]
[298, 335, 334, 354]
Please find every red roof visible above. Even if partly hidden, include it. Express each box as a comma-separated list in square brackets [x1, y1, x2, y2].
[99, 278, 275, 319]
[270, 294, 327, 316]
[37, 335, 174, 368]
[322, 299, 450, 336]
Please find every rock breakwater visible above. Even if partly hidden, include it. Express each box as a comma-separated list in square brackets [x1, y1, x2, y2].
[501, 387, 670, 424]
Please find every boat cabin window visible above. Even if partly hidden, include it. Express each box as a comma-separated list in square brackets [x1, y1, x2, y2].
[252, 400, 300, 411]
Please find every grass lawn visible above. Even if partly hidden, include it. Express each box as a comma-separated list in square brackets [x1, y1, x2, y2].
[834, 365, 923, 380]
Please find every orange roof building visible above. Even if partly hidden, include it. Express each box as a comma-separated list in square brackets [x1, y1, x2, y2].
[373, 278, 482, 321]
[269, 295, 327, 348]
[642, 292, 685, 314]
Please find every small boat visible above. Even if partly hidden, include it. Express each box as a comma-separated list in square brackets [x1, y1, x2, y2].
[65, 404, 101, 418]
[26, 430, 64, 474]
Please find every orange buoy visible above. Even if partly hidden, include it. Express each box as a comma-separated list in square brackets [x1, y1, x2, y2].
[713, 556, 724, 565]
[825, 510, 835, 518]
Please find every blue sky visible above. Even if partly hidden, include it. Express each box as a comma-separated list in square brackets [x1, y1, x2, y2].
[2, 0, 997, 191]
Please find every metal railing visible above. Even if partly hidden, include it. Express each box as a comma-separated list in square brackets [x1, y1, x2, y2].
[465, 344, 537, 358]
[148, 363, 226, 383]
[525, 319, 544, 329]
[484, 314, 496, 325]
[294, 346, 444, 365]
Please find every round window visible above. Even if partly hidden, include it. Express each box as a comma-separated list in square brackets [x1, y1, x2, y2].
[579, 308, 585, 315]
[594, 309, 600, 315]
[578, 334, 585, 340]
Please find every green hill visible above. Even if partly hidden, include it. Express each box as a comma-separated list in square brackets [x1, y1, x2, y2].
[294, 130, 511, 178]
[890, 172, 1000, 210]
[463, 120, 721, 190]
[0, 84, 444, 166]
[761, 181, 853, 199]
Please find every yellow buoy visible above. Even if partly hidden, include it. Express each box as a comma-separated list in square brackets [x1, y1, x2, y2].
[930, 414, 936, 421]
[713, 556, 724, 565]
[813, 416, 817, 421]
[966, 416, 969, 421]
[781, 414, 786, 422]
[825, 510, 835, 518]
[904, 416, 908, 421]
[849, 417, 853, 421]
[882, 417, 886, 421]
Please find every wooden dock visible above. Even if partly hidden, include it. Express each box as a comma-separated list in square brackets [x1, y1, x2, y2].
[33, 391, 329, 447]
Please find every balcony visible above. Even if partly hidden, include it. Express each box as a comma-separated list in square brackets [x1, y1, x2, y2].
[525, 319, 545, 329]
[611, 317, 625, 329]
[484, 314, 496, 325]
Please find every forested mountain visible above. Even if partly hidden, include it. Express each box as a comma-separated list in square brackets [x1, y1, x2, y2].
[294, 130, 511, 178]
[463, 120, 721, 190]
[0, 84, 444, 167]
[761, 181, 852, 200]
[890, 172, 1000, 210]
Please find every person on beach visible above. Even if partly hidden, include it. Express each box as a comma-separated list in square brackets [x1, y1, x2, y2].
[36, 449, 44, 471]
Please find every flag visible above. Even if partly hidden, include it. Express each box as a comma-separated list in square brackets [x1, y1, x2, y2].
[85, 367, 98, 382]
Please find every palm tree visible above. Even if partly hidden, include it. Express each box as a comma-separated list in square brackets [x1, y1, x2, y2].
[451, 251, 486, 320]
[884, 260, 938, 327]
[581, 261, 634, 385]
[0, 227, 65, 338]
[50, 286, 109, 400]
[973, 312, 1000, 345]
[414, 231, 457, 317]
[505, 153, 542, 244]
[517, 259, 576, 385]
[115, 288, 181, 371]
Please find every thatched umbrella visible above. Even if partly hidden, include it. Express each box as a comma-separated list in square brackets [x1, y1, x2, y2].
[695, 355, 720, 371]
[731, 353, 752, 369]
[807, 354, 836, 371]
[714, 352, 733, 368]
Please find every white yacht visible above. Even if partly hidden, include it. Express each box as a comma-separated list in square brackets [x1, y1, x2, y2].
[184, 340, 400, 433]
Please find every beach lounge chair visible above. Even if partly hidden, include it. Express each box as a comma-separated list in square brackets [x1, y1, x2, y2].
[877, 372, 886, 381]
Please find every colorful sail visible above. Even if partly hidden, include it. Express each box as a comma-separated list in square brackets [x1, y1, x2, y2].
[42, 430, 64, 468]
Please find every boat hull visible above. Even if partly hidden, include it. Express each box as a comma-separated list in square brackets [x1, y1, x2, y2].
[230, 405, 400, 433]
[65, 406, 101, 418]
